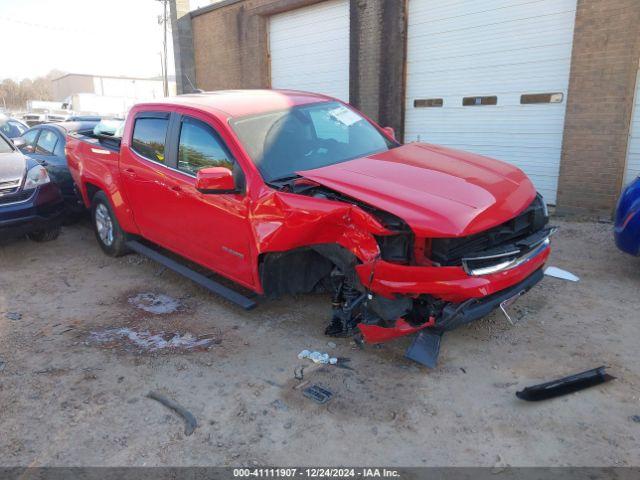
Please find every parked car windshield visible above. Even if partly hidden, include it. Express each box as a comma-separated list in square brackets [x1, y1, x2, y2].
[0, 119, 27, 139]
[231, 101, 396, 182]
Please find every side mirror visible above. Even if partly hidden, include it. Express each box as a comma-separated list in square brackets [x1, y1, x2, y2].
[11, 137, 25, 148]
[195, 167, 236, 194]
[382, 126, 396, 140]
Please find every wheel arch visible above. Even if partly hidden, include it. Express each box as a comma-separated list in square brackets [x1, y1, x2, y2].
[258, 243, 362, 298]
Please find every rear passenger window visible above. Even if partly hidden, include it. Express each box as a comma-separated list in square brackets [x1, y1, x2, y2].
[35, 130, 58, 155]
[22, 130, 38, 146]
[131, 117, 169, 163]
[177, 116, 234, 176]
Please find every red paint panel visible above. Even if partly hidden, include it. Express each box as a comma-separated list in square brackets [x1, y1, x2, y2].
[356, 245, 550, 302]
[358, 317, 435, 344]
[298, 143, 536, 238]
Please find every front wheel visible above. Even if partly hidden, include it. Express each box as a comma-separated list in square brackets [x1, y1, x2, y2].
[91, 191, 129, 257]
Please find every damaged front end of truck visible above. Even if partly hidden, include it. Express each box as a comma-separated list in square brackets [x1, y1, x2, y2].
[255, 156, 554, 368]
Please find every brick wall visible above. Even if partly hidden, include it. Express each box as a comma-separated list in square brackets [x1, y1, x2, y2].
[350, 0, 405, 138]
[191, 0, 327, 92]
[557, 0, 640, 214]
[190, 0, 406, 136]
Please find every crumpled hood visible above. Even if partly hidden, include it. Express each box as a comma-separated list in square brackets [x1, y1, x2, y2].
[0, 151, 26, 184]
[297, 143, 536, 237]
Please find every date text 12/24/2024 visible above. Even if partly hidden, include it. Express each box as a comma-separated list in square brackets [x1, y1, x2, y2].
[233, 468, 401, 478]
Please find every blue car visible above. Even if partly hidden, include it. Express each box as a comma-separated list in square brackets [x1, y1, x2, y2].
[0, 131, 65, 242]
[0, 115, 29, 139]
[14, 120, 98, 215]
[614, 176, 640, 256]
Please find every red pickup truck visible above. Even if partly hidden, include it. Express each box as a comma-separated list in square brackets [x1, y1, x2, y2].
[67, 90, 553, 366]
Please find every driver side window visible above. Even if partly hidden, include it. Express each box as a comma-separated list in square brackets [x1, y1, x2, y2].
[177, 116, 235, 176]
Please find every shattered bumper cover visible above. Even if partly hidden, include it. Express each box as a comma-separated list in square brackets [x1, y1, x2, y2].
[359, 267, 545, 343]
[355, 235, 550, 303]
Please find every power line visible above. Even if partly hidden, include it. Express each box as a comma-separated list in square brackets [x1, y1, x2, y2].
[0, 16, 96, 34]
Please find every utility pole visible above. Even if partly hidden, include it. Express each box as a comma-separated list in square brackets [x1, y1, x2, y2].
[158, 52, 165, 98]
[157, 0, 169, 97]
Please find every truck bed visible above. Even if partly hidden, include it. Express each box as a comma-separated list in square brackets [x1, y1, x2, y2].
[68, 130, 121, 152]
[65, 130, 122, 209]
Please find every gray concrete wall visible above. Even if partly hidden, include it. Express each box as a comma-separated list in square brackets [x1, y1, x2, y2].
[170, 0, 197, 94]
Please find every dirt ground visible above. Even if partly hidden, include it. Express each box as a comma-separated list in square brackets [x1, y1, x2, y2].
[0, 218, 639, 467]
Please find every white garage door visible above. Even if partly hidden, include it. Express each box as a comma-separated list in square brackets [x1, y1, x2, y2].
[269, 0, 349, 102]
[624, 70, 640, 186]
[405, 0, 578, 204]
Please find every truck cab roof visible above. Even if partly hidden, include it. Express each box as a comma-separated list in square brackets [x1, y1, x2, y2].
[135, 89, 333, 119]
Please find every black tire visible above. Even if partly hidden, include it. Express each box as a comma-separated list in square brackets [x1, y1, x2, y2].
[27, 226, 61, 242]
[91, 191, 129, 257]
[62, 201, 88, 225]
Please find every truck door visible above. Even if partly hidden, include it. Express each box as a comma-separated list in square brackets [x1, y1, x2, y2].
[119, 111, 183, 247]
[162, 113, 255, 288]
[120, 110, 255, 289]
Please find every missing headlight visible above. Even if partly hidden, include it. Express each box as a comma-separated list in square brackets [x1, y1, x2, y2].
[375, 234, 412, 263]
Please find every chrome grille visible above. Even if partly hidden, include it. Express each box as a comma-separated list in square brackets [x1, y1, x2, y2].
[0, 179, 21, 196]
[0, 189, 33, 205]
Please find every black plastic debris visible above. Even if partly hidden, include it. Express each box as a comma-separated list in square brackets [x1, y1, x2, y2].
[302, 384, 334, 404]
[405, 330, 442, 369]
[516, 366, 615, 401]
[334, 357, 354, 371]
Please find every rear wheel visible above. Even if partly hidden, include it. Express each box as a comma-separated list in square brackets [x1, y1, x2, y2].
[91, 191, 129, 257]
[27, 226, 61, 242]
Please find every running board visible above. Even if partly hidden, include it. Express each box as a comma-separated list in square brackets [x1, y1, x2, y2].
[126, 240, 257, 310]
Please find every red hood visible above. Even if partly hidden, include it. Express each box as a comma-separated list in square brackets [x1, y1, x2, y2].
[297, 143, 536, 237]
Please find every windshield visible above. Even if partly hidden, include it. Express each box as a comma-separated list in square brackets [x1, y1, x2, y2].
[0, 133, 13, 154]
[231, 101, 396, 182]
[0, 120, 26, 139]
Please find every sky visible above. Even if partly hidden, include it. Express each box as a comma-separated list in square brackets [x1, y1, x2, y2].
[0, 0, 178, 81]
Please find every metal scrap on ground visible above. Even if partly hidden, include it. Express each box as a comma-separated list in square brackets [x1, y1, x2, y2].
[302, 384, 334, 404]
[147, 391, 197, 436]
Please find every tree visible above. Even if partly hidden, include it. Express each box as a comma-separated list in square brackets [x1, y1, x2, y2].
[0, 70, 63, 111]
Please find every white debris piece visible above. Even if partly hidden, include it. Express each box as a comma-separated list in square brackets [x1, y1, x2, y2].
[128, 293, 181, 314]
[298, 350, 338, 365]
[544, 266, 580, 282]
[89, 328, 212, 352]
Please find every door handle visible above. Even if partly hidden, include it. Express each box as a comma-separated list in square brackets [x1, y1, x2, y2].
[123, 168, 137, 178]
[169, 185, 182, 195]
